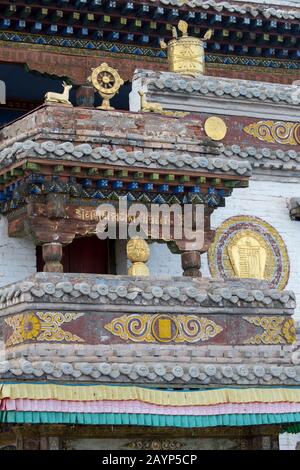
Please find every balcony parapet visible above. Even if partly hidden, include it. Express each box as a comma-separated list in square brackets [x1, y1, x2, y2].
[0, 273, 298, 387]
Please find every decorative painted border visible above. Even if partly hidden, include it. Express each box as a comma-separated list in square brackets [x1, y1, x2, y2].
[0, 32, 299, 71]
[104, 314, 223, 343]
[243, 317, 296, 345]
[4, 311, 85, 347]
[244, 121, 300, 146]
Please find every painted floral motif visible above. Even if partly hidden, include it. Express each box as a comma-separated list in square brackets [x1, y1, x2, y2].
[20, 314, 41, 341]
[5, 312, 85, 347]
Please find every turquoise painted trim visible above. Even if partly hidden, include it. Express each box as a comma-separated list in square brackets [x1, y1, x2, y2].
[1, 411, 300, 428]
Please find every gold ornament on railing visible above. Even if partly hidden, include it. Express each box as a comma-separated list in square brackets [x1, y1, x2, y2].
[160, 21, 213, 76]
[87, 62, 124, 110]
[127, 238, 150, 276]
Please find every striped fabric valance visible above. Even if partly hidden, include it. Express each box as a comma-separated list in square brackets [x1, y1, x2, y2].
[0, 383, 300, 428]
[1, 383, 300, 405]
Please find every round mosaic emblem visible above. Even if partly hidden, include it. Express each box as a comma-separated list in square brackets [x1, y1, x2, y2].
[208, 216, 290, 290]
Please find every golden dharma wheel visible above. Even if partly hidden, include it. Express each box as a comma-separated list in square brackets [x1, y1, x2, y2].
[87, 62, 124, 110]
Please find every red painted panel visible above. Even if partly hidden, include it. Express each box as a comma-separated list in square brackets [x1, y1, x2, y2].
[36, 236, 112, 274]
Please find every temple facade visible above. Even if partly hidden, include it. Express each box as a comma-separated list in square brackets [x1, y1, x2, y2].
[0, 0, 300, 451]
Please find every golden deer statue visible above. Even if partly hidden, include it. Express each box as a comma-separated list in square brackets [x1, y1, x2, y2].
[44, 81, 73, 105]
[138, 90, 163, 113]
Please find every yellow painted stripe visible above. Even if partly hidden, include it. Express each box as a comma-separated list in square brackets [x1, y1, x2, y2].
[1, 384, 300, 406]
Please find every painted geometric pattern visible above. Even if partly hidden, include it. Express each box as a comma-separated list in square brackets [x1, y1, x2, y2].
[5, 312, 85, 347]
[104, 314, 223, 343]
[1, 34, 300, 70]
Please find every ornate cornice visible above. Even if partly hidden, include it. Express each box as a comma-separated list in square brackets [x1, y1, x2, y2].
[0, 358, 299, 385]
[0, 140, 252, 177]
[0, 273, 295, 311]
[221, 144, 300, 172]
[2, 138, 300, 175]
[148, 72, 300, 106]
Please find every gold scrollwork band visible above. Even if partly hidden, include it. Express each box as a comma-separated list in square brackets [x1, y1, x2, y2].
[243, 316, 296, 345]
[104, 314, 223, 343]
[244, 120, 300, 146]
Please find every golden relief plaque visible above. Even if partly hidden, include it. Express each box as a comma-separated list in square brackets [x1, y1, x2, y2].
[208, 216, 290, 290]
[160, 21, 212, 76]
[227, 231, 268, 280]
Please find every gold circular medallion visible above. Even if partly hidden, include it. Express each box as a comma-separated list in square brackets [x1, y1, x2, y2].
[204, 116, 227, 141]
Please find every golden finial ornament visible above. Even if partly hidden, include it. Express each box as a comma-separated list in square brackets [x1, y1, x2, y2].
[87, 62, 124, 110]
[127, 238, 150, 276]
[178, 20, 188, 36]
[160, 21, 213, 76]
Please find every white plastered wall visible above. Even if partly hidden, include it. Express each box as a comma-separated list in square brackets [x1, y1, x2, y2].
[0, 216, 36, 286]
[279, 433, 300, 450]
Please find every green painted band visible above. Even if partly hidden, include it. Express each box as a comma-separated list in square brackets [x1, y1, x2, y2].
[1, 411, 300, 428]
